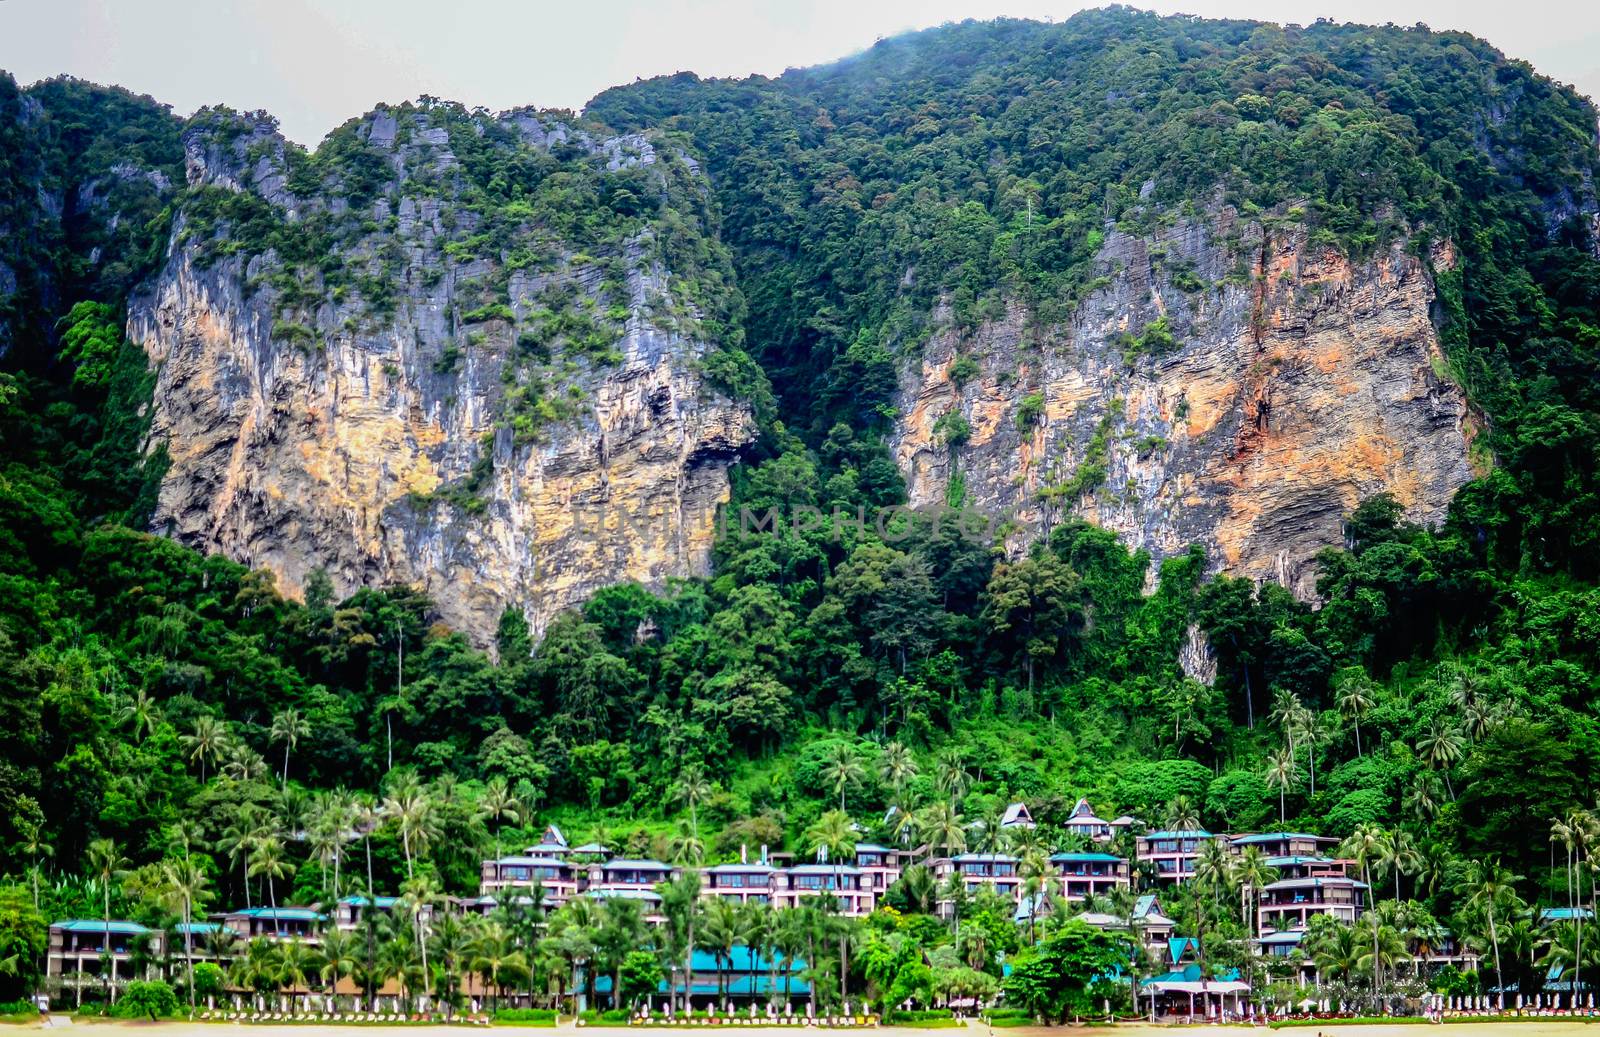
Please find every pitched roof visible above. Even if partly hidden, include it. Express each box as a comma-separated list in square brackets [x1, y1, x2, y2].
[1001, 802, 1035, 827]
[1231, 832, 1332, 846]
[1051, 852, 1123, 863]
[1263, 876, 1367, 891]
[951, 853, 1018, 863]
[786, 863, 863, 875]
[542, 824, 568, 848]
[495, 856, 571, 868]
[1065, 798, 1108, 825]
[601, 859, 672, 871]
[52, 919, 150, 934]
[1143, 829, 1213, 840]
[569, 842, 610, 855]
[228, 907, 325, 921]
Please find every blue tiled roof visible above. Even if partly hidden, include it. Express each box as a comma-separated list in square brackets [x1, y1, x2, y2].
[1256, 932, 1305, 945]
[53, 919, 149, 934]
[786, 863, 863, 875]
[229, 907, 325, 921]
[1051, 852, 1122, 863]
[1143, 829, 1212, 840]
[950, 853, 1017, 863]
[175, 922, 234, 935]
[602, 859, 672, 870]
[339, 896, 399, 907]
[1232, 832, 1326, 845]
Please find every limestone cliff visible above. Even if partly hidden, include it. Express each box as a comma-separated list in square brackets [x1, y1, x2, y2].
[130, 104, 754, 647]
[890, 207, 1475, 598]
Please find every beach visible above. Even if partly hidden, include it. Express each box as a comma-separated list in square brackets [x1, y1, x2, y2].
[9, 1021, 1600, 1037]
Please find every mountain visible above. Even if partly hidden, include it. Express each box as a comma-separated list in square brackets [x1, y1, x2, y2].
[1, 8, 1599, 919]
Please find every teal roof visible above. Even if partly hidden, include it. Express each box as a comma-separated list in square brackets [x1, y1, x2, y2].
[1256, 932, 1305, 945]
[175, 922, 234, 935]
[339, 896, 399, 908]
[1051, 852, 1122, 863]
[230, 907, 324, 921]
[1144, 830, 1212, 840]
[53, 920, 149, 934]
[1141, 963, 1241, 986]
[1232, 832, 1325, 845]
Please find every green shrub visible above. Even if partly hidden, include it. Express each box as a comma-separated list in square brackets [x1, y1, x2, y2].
[112, 980, 178, 1020]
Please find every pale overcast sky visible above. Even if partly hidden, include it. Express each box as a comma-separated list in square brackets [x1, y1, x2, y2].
[2, 0, 1597, 147]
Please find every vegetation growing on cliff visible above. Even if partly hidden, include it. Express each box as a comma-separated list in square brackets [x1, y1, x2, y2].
[0, 7, 1599, 1009]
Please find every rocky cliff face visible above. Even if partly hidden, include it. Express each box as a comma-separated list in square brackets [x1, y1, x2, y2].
[130, 104, 753, 648]
[890, 207, 1475, 598]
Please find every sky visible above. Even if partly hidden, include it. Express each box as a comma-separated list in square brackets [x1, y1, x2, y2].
[1, 0, 1597, 148]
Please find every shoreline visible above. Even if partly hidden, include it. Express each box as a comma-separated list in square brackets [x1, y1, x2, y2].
[9, 1021, 1600, 1037]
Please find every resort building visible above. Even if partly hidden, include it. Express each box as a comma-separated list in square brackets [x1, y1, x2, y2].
[45, 920, 159, 999]
[1229, 832, 1338, 859]
[932, 853, 1021, 911]
[1075, 894, 1177, 952]
[334, 895, 433, 930]
[221, 907, 325, 942]
[1063, 798, 1113, 843]
[479, 854, 582, 904]
[703, 859, 775, 906]
[1051, 851, 1131, 901]
[1000, 802, 1037, 829]
[1137, 829, 1214, 884]
[1257, 875, 1367, 935]
[772, 864, 875, 916]
[586, 858, 676, 899]
[854, 842, 909, 897]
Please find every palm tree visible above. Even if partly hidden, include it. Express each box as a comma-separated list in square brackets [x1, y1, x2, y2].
[673, 765, 712, 843]
[1382, 829, 1422, 905]
[1164, 795, 1200, 830]
[917, 801, 966, 858]
[804, 808, 858, 997]
[1417, 719, 1465, 800]
[162, 855, 211, 1010]
[595, 898, 647, 1011]
[879, 742, 917, 796]
[383, 776, 435, 881]
[470, 921, 529, 1011]
[270, 708, 310, 787]
[182, 715, 229, 783]
[1340, 824, 1389, 993]
[1017, 848, 1058, 944]
[1264, 749, 1297, 824]
[1404, 772, 1442, 828]
[116, 688, 162, 742]
[399, 873, 440, 1008]
[86, 838, 129, 1002]
[1306, 920, 1363, 985]
[933, 750, 971, 805]
[657, 871, 702, 1015]
[1335, 670, 1376, 757]
[699, 897, 742, 1010]
[320, 927, 360, 1005]
[479, 778, 521, 858]
[820, 743, 866, 812]
[248, 836, 290, 910]
[17, 814, 51, 912]
[278, 939, 317, 1013]
[1459, 859, 1523, 1008]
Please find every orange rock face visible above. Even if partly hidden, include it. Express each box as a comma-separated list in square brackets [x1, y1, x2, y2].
[891, 212, 1474, 598]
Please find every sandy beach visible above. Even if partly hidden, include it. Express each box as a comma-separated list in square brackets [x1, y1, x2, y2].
[9, 1021, 1600, 1037]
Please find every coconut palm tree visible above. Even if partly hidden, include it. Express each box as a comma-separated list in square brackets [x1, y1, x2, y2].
[116, 688, 162, 743]
[1164, 795, 1200, 830]
[879, 742, 917, 797]
[470, 921, 529, 1011]
[1417, 719, 1465, 800]
[1341, 824, 1389, 993]
[595, 898, 647, 1011]
[399, 873, 440, 1007]
[479, 778, 521, 858]
[1459, 859, 1523, 1008]
[1264, 749, 1297, 825]
[672, 765, 712, 843]
[657, 871, 702, 1015]
[182, 715, 229, 783]
[820, 743, 866, 813]
[86, 838, 128, 1001]
[933, 750, 971, 805]
[319, 927, 360, 1006]
[248, 836, 290, 910]
[1404, 772, 1442, 829]
[1335, 670, 1376, 757]
[383, 775, 436, 881]
[1381, 829, 1422, 905]
[1017, 848, 1058, 944]
[917, 801, 966, 858]
[161, 855, 211, 1010]
[269, 708, 310, 787]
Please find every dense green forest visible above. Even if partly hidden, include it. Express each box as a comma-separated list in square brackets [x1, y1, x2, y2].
[2, 5, 1600, 1016]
